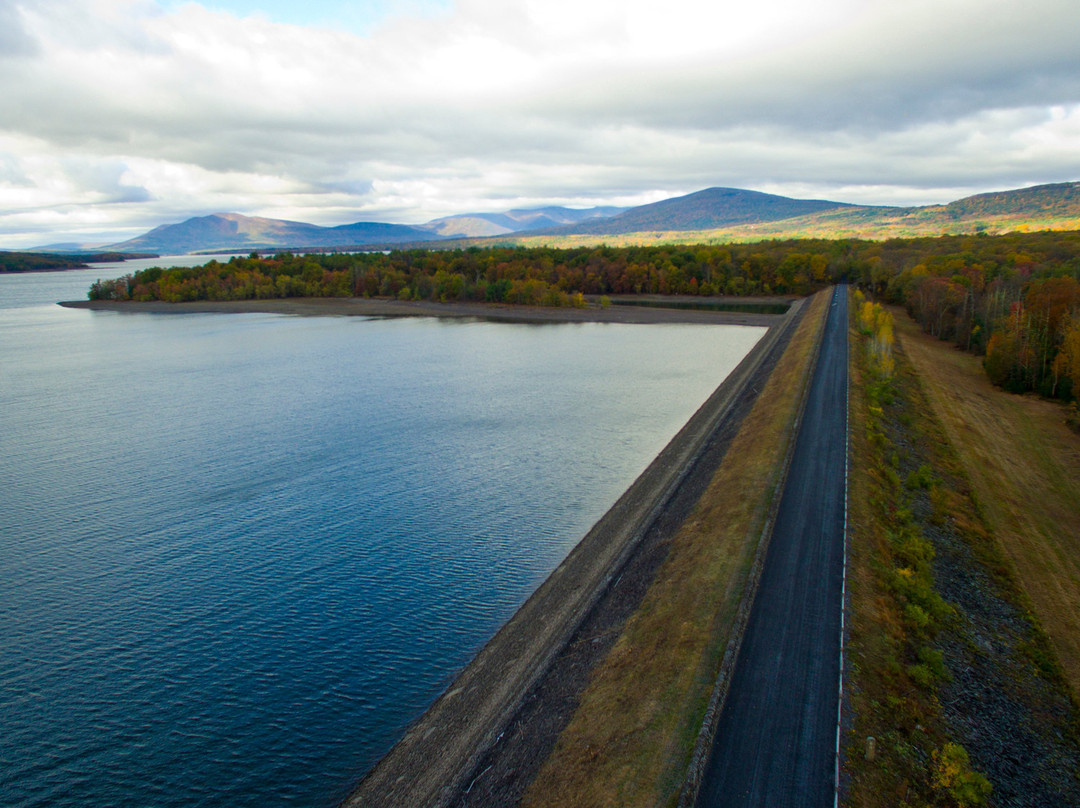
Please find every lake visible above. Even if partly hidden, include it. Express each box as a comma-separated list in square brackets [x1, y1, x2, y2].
[0, 258, 765, 807]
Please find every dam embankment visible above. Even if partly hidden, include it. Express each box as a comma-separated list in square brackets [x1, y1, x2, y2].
[342, 296, 811, 808]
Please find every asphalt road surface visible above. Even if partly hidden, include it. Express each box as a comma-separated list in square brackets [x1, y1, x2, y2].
[697, 287, 849, 808]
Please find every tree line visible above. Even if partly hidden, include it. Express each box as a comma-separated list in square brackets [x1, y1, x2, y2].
[1, 251, 148, 273]
[86, 242, 839, 306]
[86, 231, 1080, 402]
[857, 231, 1080, 402]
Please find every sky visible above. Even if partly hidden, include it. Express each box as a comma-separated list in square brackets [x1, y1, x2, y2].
[1, 0, 1079, 247]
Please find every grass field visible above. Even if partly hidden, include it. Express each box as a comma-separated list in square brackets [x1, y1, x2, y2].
[520, 290, 831, 808]
[893, 311, 1080, 697]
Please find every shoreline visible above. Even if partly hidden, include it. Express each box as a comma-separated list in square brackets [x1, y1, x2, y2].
[57, 297, 783, 327]
[60, 291, 797, 807]
[341, 297, 807, 807]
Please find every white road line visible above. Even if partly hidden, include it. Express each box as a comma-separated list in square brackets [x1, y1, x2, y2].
[834, 290, 850, 808]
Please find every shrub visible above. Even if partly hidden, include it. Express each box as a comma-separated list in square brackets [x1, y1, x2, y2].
[906, 464, 938, 490]
[933, 743, 992, 806]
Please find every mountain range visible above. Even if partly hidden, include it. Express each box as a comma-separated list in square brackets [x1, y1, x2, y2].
[421, 205, 627, 237]
[510, 181, 1080, 247]
[36, 181, 1080, 254]
[107, 213, 435, 254]
[531, 187, 851, 236]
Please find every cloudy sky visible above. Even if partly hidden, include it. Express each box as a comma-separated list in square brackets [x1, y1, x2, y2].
[1, 0, 1079, 247]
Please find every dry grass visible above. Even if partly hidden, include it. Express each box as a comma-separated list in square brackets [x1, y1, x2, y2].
[893, 311, 1080, 696]
[521, 290, 832, 808]
[842, 303, 964, 807]
[475, 215, 1080, 250]
[843, 308, 904, 807]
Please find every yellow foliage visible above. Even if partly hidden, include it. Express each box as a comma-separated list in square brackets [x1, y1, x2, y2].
[1054, 312, 1080, 394]
[856, 295, 895, 376]
[858, 300, 876, 334]
[932, 743, 992, 806]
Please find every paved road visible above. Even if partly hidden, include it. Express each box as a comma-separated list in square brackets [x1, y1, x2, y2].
[697, 287, 849, 808]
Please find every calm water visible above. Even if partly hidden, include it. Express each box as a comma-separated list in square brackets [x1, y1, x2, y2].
[0, 260, 765, 807]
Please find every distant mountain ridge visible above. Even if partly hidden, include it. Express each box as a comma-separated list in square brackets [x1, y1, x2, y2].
[104, 206, 629, 252]
[509, 181, 1080, 246]
[935, 182, 1080, 219]
[533, 187, 853, 236]
[109, 212, 434, 253]
[419, 206, 627, 238]
[90, 180, 1080, 254]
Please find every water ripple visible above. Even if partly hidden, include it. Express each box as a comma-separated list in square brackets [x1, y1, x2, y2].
[1, 271, 764, 808]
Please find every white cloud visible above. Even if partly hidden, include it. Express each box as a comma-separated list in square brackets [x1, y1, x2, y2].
[0, 0, 1078, 247]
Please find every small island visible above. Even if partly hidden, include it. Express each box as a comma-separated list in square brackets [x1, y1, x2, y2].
[0, 250, 156, 273]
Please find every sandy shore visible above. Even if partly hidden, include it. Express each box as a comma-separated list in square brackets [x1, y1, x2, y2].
[58, 296, 784, 327]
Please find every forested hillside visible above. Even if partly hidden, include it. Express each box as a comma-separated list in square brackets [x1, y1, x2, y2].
[939, 182, 1080, 219]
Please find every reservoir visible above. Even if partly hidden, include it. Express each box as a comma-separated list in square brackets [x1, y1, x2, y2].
[0, 260, 765, 807]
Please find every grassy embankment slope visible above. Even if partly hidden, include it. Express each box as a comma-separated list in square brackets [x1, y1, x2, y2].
[520, 290, 831, 808]
[894, 313, 1080, 695]
[520, 284, 1079, 807]
[843, 298, 1080, 806]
